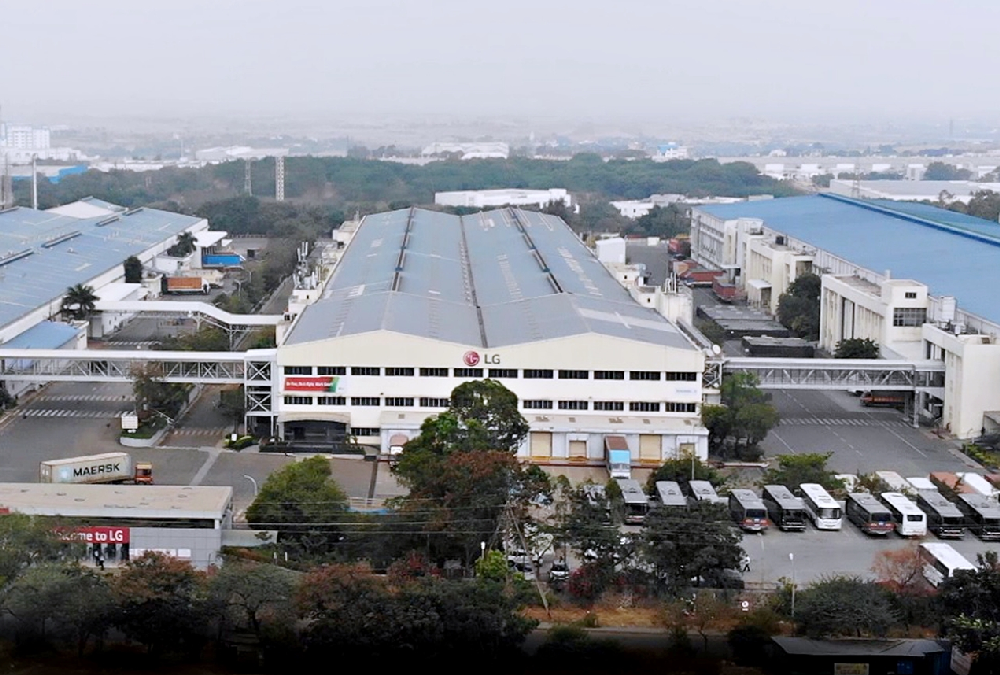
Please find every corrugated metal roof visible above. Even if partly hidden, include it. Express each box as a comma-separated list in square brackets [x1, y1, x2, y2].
[697, 195, 1000, 326]
[2, 320, 78, 349]
[286, 207, 693, 349]
[0, 202, 202, 332]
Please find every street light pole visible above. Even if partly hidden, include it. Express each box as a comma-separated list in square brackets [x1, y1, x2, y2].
[243, 474, 259, 497]
[789, 552, 796, 619]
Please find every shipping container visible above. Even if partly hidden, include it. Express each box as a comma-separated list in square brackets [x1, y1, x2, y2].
[39, 452, 152, 485]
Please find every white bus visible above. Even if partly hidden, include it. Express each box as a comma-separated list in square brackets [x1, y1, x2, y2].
[875, 470, 914, 496]
[880, 492, 927, 537]
[688, 480, 726, 505]
[956, 472, 999, 500]
[907, 476, 936, 492]
[616, 478, 650, 525]
[800, 483, 843, 530]
[919, 542, 975, 587]
[655, 481, 688, 507]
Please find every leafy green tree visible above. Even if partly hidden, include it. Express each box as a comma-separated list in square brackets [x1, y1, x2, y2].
[628, 204, 690, 238]
[111, 552, 208, 655]
[218, 385, 245, 433]
[937, 552, 1000, 671]
[646, 457, 723, 494]
[123, 255, 143, 283]
[167, 231, 197, 257]
[964, 189, 1000, 222]
[811, 174, 834, 188]
[447, 378, 530, 454]
[643, 502, 743, 594]
[704, 372, 779, 457]
[924, 161, 972, 181]
[795, 575, 898, 638]
[762, 452, 844, 493]
[130, 362, 189, 421]
[246, 456, 349, 556]
[475, 550, 510, 582]
[60, 283, 98, 321]
[776, 273, 821, 340]
[0, 514, 83, 589]
[834, 337, 879, 359]
[208, 561, 297, 639]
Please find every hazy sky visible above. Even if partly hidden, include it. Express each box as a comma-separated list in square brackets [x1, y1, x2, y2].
[4, 0, 1000, 124]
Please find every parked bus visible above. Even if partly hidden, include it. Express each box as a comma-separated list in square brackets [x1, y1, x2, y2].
[728, 489, 769, 532]
[761, 485, 808, 532]
[655, 481, 688, 508]
[916, 490, 966, 539]
[799, 483, 843, 530]
[930, 471, 977, 496]
[919, 542, 975, 587]
[616, 478, 650, 525]
[875, 470, 914, 496]
[956, 472, 999, 499]
[907, 476, 936, 492]
[688, 480, 726, 505]
[880, 492, 927, 537]
[955, 493, 1000, 541]
[860, 392, 906, 409]
[846, 492, 895, 536]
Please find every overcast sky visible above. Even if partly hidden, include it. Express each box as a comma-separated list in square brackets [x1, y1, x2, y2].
[4, 0, 1000, 124]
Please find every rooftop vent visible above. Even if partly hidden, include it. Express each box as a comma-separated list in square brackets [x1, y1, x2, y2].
[41, 230, 82, 249]
[96, 215, 120, 227]
[0, 249, 34, 267]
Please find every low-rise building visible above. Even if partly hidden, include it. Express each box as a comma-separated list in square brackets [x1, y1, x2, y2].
[434, 188, 573, 210]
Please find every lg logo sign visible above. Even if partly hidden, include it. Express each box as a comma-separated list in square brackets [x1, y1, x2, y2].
[462, 351, 500, 366]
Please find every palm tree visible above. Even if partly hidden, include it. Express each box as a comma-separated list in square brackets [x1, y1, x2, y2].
[61, 284, 99, 321]
[169, 231, 196, 257]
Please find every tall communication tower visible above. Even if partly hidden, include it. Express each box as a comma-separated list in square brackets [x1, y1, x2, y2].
[275, 155, 285, 201]
[244, 157, 253, 196]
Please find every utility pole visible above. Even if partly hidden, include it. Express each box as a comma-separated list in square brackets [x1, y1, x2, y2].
[31, 154, 37, 209]
[244, 157, 253, 196]
[275, 155, 285, 201]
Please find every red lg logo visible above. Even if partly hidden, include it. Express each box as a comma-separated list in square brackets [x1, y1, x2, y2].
[463, 351, 480, 366]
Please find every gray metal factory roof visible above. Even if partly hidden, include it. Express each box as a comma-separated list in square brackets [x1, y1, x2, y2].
[0, 202, 201, 332]
[286, 208, 695, 350]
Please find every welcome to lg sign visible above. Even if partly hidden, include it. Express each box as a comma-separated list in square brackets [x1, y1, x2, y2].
[463, 351, 500, 366]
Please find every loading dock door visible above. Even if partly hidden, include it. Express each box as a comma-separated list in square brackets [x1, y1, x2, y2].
[530, 432, 552, 458]
[569, 440, 587, 459]
[639, 434, 661, 460]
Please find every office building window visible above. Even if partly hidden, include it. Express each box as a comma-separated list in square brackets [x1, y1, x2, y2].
[385, 367, 415, 376]
[385, 397, 415, 407]
[558, 370, 589, 380]
[351, 367, 381, 376]
[523, 400, 553, 410]
[284, 366, 312, 376]
[453, 368, 484, 378]
[317, 366, 346, 376]
[594, 370, 625, 380]
[893, 307, 927, 327]
[664, 372, 698, 382]
[629, 401, 661, 412]
[664, 402, 698, 413]
[594, 401, 625, 411]
[904, 291, 917, 299]
[283, 396, 313, 405]
[419, 397, 450, 408]
[351, 397, 380, 406]
[488, 368, 518, 378]
[351, 427, 380, 437]
[523, 369, 554, 379]
[558, 400, 589, 410]
[317, 396, 346, 405]
[420, 367, 449, 377]
[629, 371, 662, 381]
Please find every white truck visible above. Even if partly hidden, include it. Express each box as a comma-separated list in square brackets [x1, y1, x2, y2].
[39, 452, 153, 485]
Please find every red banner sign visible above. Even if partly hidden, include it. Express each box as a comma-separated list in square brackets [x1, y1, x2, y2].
[284, 376, 340, 392]
[63, 526, 130, 544]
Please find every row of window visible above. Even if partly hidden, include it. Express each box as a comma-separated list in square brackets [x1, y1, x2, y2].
[284, 366, 698, 381]
[521, 400, 698, 413]
[893, 307, 927, 328]
[283, 396, 697, 414]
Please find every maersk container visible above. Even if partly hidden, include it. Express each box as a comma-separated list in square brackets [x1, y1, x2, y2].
[40, 453, 133, 484]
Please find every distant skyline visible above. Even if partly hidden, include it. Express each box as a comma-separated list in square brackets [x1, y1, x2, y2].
[4, 0, 1000, 127]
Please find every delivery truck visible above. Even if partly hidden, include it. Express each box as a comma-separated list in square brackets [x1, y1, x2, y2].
[39, 453, 153, 485]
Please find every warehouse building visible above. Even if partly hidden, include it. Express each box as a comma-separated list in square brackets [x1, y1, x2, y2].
[0, 483, 235, 570]
[690, 194, 1000, 438]
[274, 207, 709, 463]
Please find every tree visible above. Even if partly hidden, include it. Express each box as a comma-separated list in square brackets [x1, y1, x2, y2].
[835, 337, 879, 359]
[60, 283, 98, 321]
[628, 204, 690, 238]
[167, 231, 197, 257]
[937, 554, 1000, 671]
[646, 456, 723, 494]
[795, 576, 897, 638]
[218, 385, 245, 433]
[776, 273, 821, 340]
[964, 189, 1000, 222]
[208, 561, 297, 639]
[245, 456, 349, 557]
[871, 542, 924, 594]
[762, 453, 844, 494]
[123, 255, 143, 283]
[704, 373, 779, 457]
[558, 482, 626, 591]
[111, 552, 208, 655]
[0, 513, 82, 589]
[446, 379, 530, 454]
[642, 502, 743, 594]
[131, 362, 189, 422]
[924, 161, 972, 181]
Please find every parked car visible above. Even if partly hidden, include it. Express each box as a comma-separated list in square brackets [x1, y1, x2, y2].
[548, 560, 570, 587]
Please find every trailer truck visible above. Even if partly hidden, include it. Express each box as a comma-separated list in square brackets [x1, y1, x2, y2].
[39, 453, 153, 485]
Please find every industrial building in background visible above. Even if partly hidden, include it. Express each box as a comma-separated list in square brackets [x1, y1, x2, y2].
[434, 187, 574, 211]
[690, 194, 1000, 438]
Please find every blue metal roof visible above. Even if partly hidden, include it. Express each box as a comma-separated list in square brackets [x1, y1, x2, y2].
[697, 195, 1000, 326]
[0, 204, 201, 332]
[3, 321, 79, 349]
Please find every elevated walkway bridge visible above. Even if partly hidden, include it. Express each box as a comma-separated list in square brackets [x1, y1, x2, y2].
[720, 357, 946, 394]
[94, 300, 282, 348]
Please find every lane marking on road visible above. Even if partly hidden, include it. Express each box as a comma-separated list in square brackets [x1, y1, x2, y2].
[769, 429, 797, 454]
[883, 425, 928, 458]
[827, 427, 862, 456]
